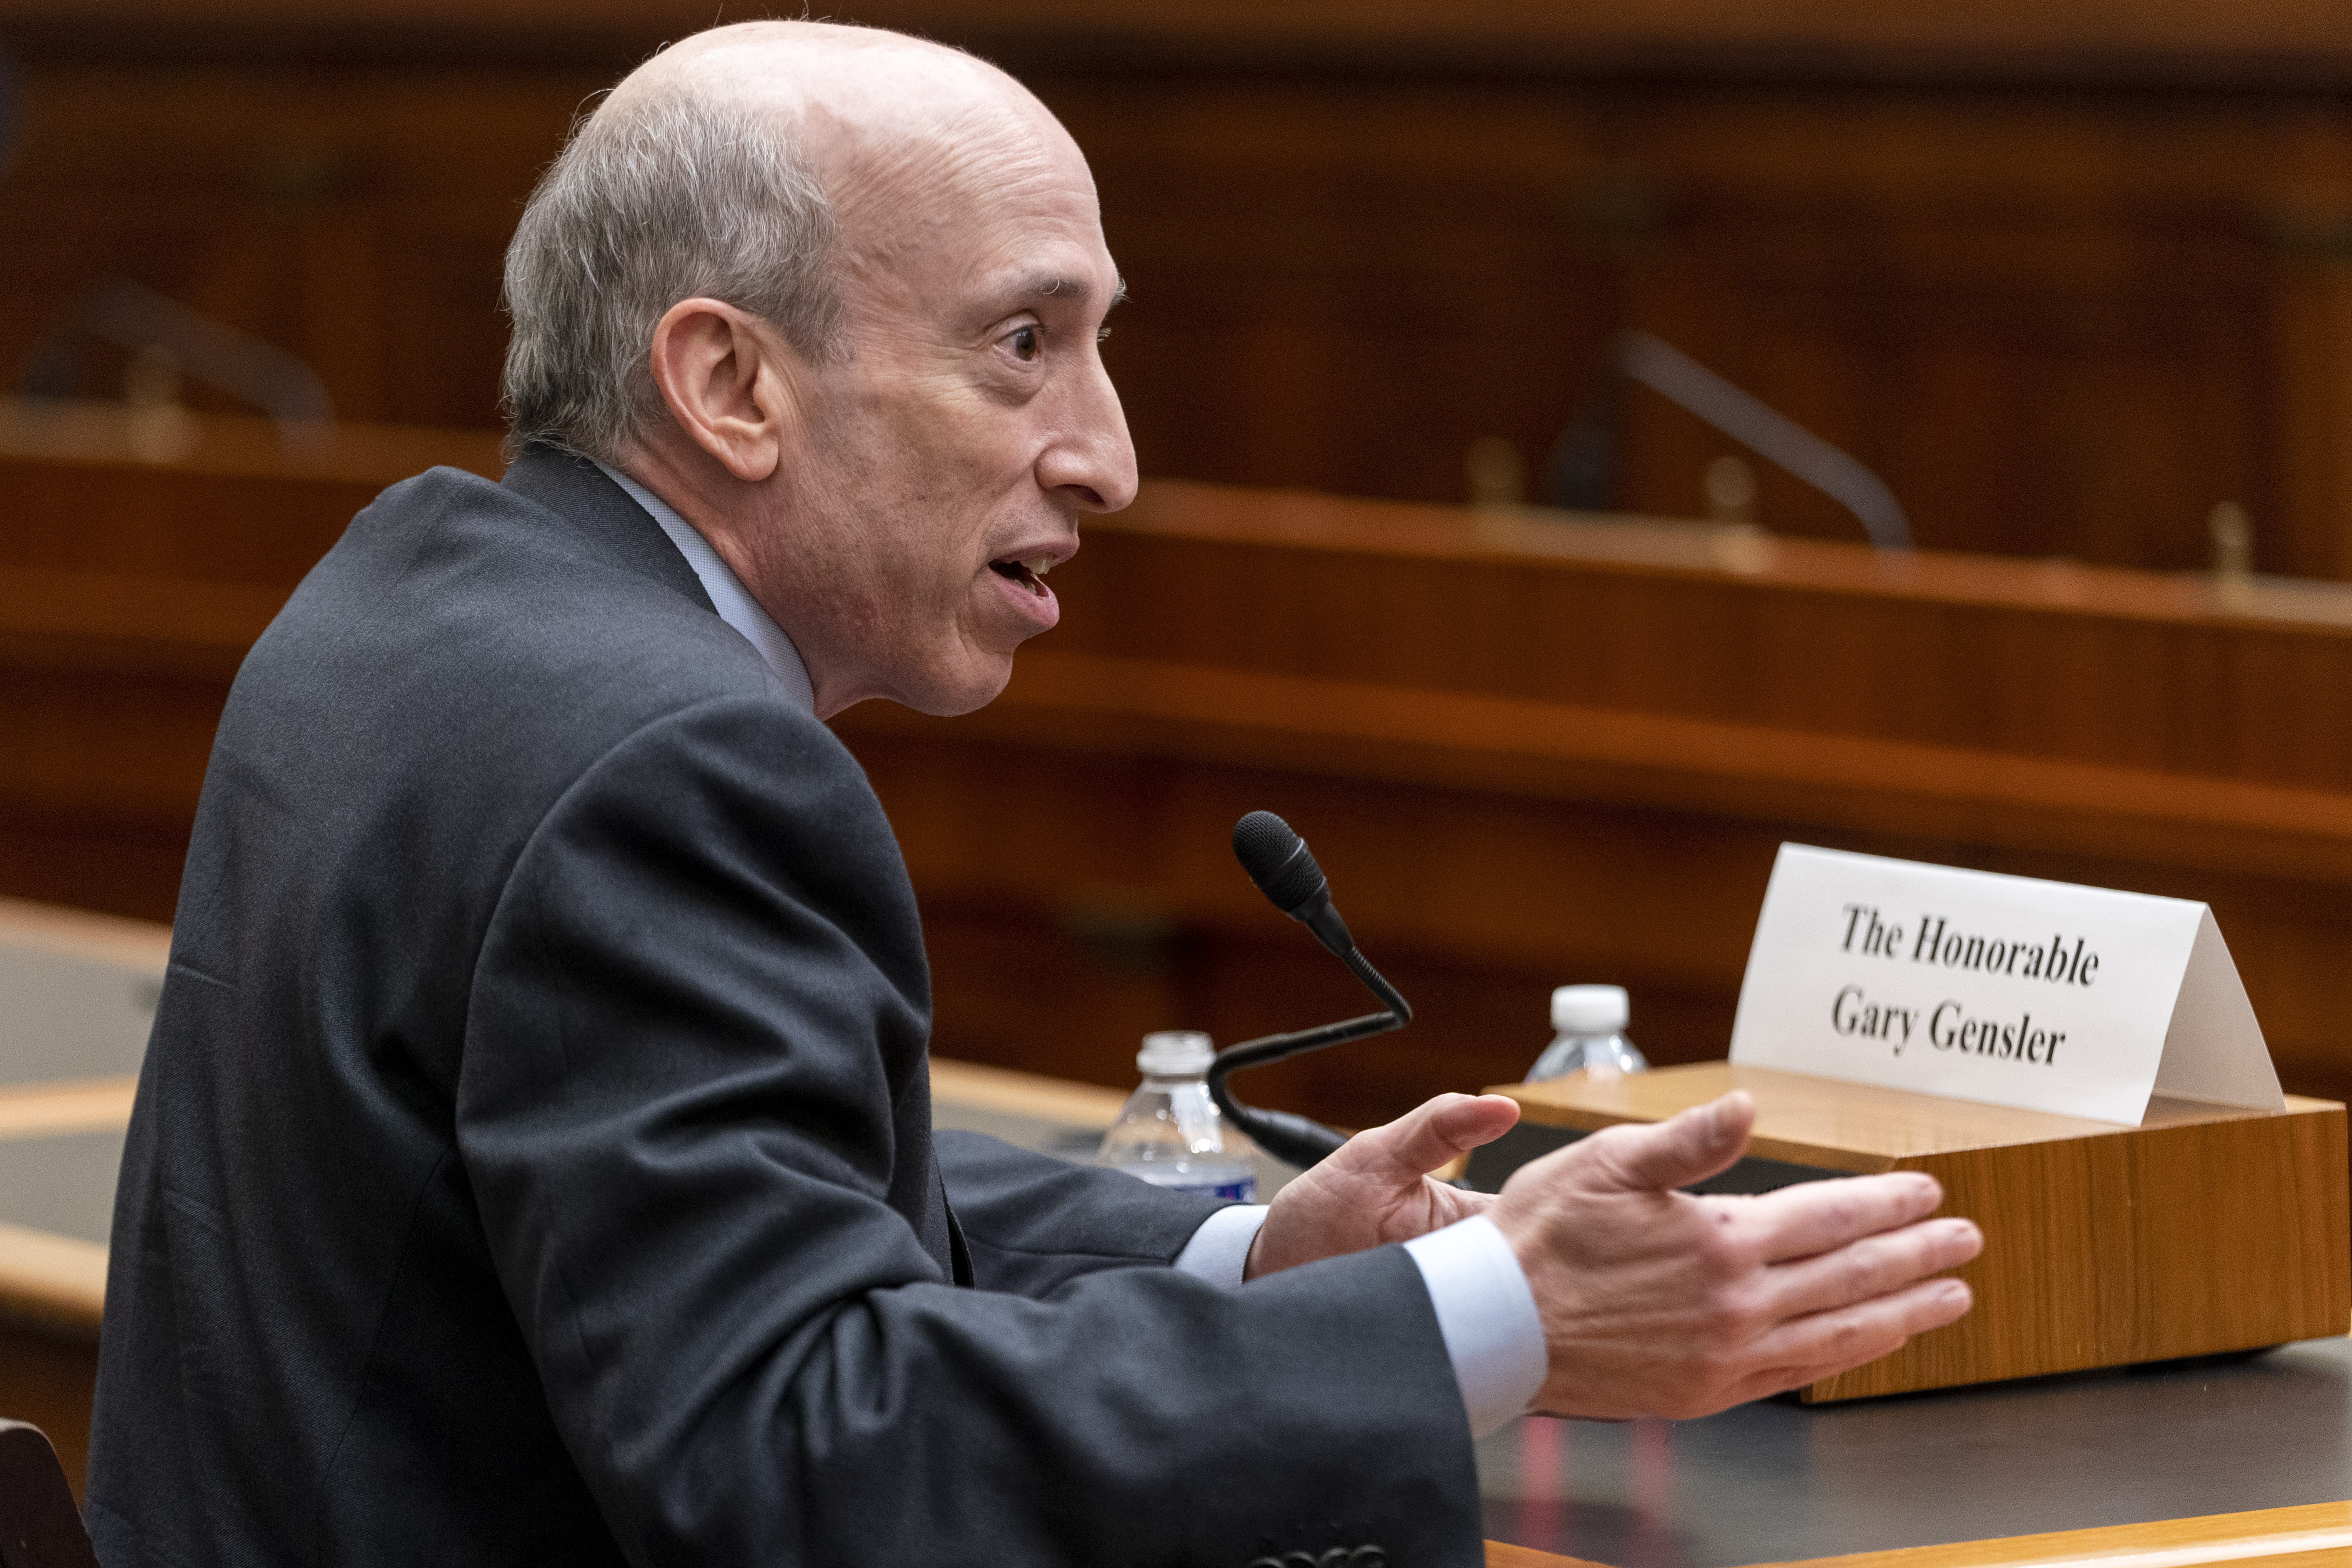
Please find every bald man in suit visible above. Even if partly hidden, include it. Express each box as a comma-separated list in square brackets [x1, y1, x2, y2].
[88, 23, 1980, 1567]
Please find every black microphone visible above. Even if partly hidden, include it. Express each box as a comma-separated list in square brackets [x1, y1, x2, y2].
[1231, 810, 1353, 958]
[1208, 812, 1412, 1169]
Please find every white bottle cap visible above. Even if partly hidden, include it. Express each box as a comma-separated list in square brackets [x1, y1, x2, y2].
[1552, 985, 1629, 1034]
[1137, 1030, 1214, 1075]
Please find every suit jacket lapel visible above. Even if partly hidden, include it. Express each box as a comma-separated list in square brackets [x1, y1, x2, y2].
[500, 442, 969, 1283]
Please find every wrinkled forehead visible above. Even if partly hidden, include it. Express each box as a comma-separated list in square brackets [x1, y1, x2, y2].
[829, 100, 1098, 257]
[803, 88, 1110, 330]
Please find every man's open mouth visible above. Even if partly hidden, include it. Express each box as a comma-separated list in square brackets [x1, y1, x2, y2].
[988, 555, 1056, 598]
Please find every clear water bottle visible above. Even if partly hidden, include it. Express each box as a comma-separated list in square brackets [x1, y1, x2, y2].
[1527, 985, 1648, 1083]
[1098, 1031, 1257, 1202]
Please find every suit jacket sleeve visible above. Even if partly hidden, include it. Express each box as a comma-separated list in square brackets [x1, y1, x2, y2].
[458, 695, 1483, 1568]
[935, 1129, 1233, 1297]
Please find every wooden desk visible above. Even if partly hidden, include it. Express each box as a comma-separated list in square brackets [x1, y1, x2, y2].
[1478, 1063, 2350, 1401]
[1488, 1502, 2352, 1568]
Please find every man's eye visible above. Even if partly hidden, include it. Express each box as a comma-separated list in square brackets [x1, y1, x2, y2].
[1009, 325, 1041, 362]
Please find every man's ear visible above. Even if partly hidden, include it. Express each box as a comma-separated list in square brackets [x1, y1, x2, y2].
[647, 298, 802, 483]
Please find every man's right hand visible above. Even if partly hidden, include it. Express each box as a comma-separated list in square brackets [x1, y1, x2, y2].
[1489, 1091, 1983, 1420]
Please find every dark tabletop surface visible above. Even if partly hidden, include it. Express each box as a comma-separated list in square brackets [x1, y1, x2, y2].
[1475, 1335, 2352, 1567]
[942, 1086, 2351, 1568]
[6, 1032, 2337, 1565]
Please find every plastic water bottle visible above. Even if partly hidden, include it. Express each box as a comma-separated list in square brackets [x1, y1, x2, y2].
[1098, 1031, 1257, 1201]
[1527, 985, 1648, 1082]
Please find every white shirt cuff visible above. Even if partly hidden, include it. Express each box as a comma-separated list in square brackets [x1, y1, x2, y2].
[1402, 1214, 1547, 1439]
[1171, 1204, 1267, 1287]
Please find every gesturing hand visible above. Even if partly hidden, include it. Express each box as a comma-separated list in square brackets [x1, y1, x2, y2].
[1244, 1092, 1523, 1278]
[1491, 1091, 1983, 1420]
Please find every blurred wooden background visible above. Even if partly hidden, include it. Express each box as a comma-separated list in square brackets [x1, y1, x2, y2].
[3, 1, 2352, 569]
[12, 427, 2352, 1138]
[4, 1, 2352, 1131]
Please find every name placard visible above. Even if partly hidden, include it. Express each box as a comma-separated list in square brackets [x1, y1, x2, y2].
[1728, 845, 2281, 1124]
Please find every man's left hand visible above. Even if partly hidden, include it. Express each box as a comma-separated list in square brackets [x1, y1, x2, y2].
[1244, 1093, 1523, 1278]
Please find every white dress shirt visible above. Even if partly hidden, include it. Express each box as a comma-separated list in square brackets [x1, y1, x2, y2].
[599, 462, 1548, 1438]
[598, 465, 817, 710]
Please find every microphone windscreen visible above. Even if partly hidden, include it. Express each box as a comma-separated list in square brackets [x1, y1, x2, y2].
[1232, 811, 1328, 916]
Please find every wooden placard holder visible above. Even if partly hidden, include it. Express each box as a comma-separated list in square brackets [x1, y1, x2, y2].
[1479, 1062, 2351, 1403]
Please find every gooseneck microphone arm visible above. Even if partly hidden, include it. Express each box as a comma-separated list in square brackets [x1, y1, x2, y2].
[1208, 812, 1413, 1168]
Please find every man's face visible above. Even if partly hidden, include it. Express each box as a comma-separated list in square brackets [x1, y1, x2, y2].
[739, 100, 1137, 718]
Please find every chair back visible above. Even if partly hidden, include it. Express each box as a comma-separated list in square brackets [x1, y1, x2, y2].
[0, 1423, 97, 1568]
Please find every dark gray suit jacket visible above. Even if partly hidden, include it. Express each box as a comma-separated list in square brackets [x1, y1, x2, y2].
[85, 448, 1482, 1567]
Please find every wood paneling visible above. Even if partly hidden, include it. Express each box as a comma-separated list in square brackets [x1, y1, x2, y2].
[1054, 78, 2352, 576]
[856, 714, 2352, 1129]
[831, 482, 2352, 1140]
[3, 6, 2352, 572]
[3, 1, 2351, 81]
[12, 434, 2352, 1162]
[0, 415, 503, 916]
[0, 66, 603, 432]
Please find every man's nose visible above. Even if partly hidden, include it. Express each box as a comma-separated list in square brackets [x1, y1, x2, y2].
[1038, 359, 1139, 513]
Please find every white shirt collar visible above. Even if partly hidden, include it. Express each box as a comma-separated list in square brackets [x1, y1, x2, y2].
[595, 462, 817, 716]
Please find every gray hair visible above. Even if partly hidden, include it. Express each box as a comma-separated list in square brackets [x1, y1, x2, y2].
[500, 87, 844, 462]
